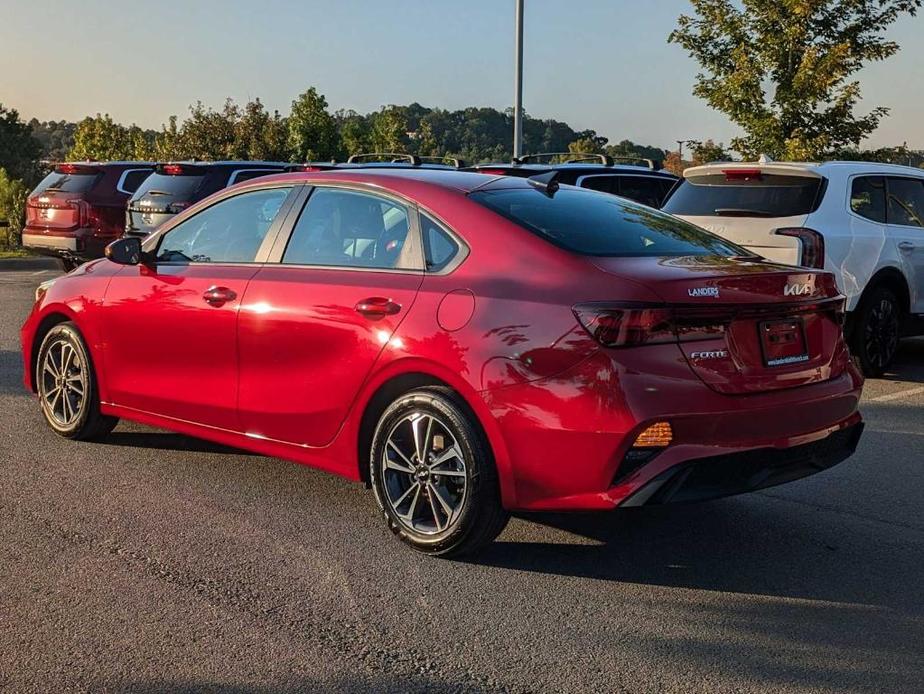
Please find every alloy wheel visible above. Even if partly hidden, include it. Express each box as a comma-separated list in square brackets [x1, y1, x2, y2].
[40, 338, 88, 428]
[864, 297, 899, 370]
[381, 411, 468, 536]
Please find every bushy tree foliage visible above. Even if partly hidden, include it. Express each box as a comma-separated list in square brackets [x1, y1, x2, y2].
[68, 114, 155, 161]
[0, 167, 29, 249]
[670, 0, 923, 159]
[287, 88, 340, 161]
[0, 104, 42, 184]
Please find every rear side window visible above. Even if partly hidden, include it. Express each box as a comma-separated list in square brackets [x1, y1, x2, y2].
[132, 172, 205, 206]
[34, 171, 99, 194]
[421, 214, 460, 271]
[470, 186, 745, 258]
[580, 176, 618, 194]
[616, 176, 671, 208]
[282, 188, 414, 270]
[886, 177, 924, 228]
[229, 169, 280, 185]
[663, 173, 823, 218]
[117, 169, 153, 194]
[156, 187, 289, 263]
[850, 176, 886, 223]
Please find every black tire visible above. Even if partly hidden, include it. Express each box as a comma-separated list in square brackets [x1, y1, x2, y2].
[35, 322, 118, 440]
[369, 387, 509, 557]
[849, 286, 902, 377]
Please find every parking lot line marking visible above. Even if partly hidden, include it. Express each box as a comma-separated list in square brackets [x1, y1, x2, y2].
[30, 270, 52, 275]
[868, 385, 924, 402]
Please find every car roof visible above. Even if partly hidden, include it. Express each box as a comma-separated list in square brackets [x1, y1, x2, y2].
[684, 160, 924, 178]
[56, 161, 154, 168]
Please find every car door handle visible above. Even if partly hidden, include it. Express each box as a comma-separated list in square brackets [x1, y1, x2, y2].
[898, 241, 916, 252]
[203, 286, 237, 307]
[354, 297, 402, 318]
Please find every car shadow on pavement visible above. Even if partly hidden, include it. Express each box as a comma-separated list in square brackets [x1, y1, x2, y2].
[103, 430, 260, 457]
[0, 349, 27, 396]
[474, 498, 922, 612]
[881, 337, 924, 383]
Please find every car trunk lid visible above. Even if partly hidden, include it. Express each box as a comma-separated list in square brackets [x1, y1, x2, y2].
[591, 255, 849, 394]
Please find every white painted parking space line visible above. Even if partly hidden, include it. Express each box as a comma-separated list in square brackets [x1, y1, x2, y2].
[30, 270, 52, 276]
[868, 385, 924, 402]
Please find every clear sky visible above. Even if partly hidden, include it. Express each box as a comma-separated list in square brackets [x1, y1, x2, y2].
[2, 0, 922, 150]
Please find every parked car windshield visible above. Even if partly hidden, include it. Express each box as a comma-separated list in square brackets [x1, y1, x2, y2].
[470, 186, 746, 257]
[34, 171, 99, 194]
[131, 172, 204, 205]
[663, 173, 823, 218]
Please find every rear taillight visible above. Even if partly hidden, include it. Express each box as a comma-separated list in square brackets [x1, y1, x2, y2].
[775, 227, 825, 269]
[573, 303, 727, 348]
[478, 168, 508, 176]
[162, 164, 185, 175]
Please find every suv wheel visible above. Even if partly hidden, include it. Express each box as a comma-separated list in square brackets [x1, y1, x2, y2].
[850, 286, 901, 377]
[369, 387, 509, 557]
[36, 322, 118, 440]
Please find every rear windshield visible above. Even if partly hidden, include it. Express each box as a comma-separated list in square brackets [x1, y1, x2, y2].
[131, 172, 204, 204]
[662, 173, 823, 218]
[34, 171, 99, 194]
[470, 186, 746, 257]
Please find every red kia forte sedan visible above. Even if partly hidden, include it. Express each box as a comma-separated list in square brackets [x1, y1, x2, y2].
[21, 169, 864, 556]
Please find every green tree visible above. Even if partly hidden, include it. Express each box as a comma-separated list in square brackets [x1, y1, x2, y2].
[69, 114, 133, 161]
[181, 99, 240, 160]
[29, 119, 77, 162]
[154, 115, 188, 161]
[0, 167, 29, 249]
[369, 106, 409, 153]
[287, 88, 340, 162]
[234, 98, 288, 160]
[335, 109, 371, 156]
[670, 0, 922, 160]
[0, 104, 42, 184]
[690, 139, 731, 165]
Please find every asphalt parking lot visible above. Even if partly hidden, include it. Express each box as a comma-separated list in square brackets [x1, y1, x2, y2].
[0, 261, 922, 694]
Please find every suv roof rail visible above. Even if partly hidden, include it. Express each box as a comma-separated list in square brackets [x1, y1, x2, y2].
[417, 155, 467, 168]
[515, 152, 614, 166]
[513, 152, 662, 170]
[347, 153, 421, 165]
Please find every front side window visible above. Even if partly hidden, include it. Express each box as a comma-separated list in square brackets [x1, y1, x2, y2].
[886, 177, 924, 228]
[850, 176, 886, 223]
[282, 188, 413, 269]
[471, 186, 746, 257]
[156, 187, 289, 263]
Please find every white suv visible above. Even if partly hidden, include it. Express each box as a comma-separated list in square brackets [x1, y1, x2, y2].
[663, 160, 924, 375]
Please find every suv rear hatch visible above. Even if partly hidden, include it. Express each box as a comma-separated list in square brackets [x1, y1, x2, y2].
[590, 256, 848, 394]
[126, 163, 205, 236]
[25, 164, 101, 234]
[663, 166, 825, 267]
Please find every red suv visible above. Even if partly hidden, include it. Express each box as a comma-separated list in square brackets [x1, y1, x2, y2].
[23, 162, 153, 270]
[20, 170, 864, 556]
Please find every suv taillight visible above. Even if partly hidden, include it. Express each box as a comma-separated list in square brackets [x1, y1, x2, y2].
[573, 303, 729, 348]
[776, 227, 825, 269]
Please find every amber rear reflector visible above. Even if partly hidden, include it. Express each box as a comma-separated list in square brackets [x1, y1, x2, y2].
[633, 422, 673, 448]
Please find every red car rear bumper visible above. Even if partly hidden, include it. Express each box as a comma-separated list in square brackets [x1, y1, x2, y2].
[483, 344, 864, 511]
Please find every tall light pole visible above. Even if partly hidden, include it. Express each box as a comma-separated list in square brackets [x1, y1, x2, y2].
[514, 0, 524, 159]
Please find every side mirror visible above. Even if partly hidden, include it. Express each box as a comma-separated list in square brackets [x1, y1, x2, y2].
[105, 237, 143, 265]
